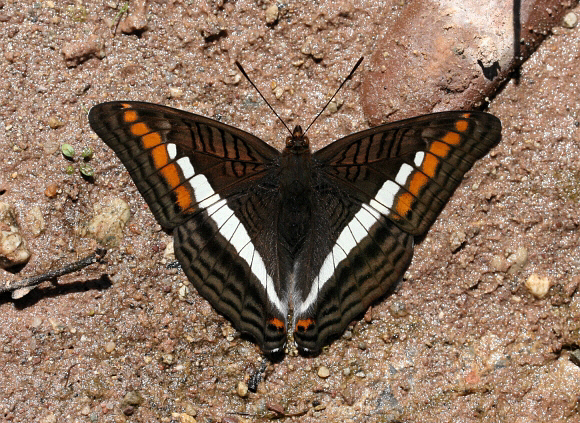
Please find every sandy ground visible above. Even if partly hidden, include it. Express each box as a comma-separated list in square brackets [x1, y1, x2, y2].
[1, 1, 580, 422]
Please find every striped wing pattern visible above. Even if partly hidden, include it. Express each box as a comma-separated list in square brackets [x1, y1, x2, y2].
[89, 101, 289, 353]
[90, 102, 501, 355]
[314, 112, 501, 235]
[292, 112, 501, 352]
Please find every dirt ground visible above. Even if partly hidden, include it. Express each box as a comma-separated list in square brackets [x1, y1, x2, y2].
[1, 1, 580, 422]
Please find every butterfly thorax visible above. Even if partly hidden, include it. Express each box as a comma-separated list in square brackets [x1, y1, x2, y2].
[278, 128, 313, 256]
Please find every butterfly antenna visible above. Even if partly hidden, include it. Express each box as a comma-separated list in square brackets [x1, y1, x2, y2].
[304, 56, 364, 135]
[235, 61, 293, 136]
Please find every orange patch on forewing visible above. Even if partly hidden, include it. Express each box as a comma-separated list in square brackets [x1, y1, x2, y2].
[130, 122, 150, 136]
[123, 110, 138, 123]
[461, 113, 471, 119]
[120, 103, 132, 109]
[141, 132, 162, 149]
[429, 141, 451, 158]
[421, 153, 440, 178]
[173, 185, 194, 212]
[442, 131, 460, 145]
[150, 145, 169, 169]
[267, 318, 286, 332]
[408, 171, 428, 196]
[295, 318, 315, 332]
[159, 162, 180, 187]
[395, 192, 414, 218]
[455, 119, 468, 132]
[159, 163, 193, 211]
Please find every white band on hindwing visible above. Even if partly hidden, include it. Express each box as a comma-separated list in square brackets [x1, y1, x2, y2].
[297, 203, 381, 314]
[173, 154, 286, 315]
[296, 150, 425, 315]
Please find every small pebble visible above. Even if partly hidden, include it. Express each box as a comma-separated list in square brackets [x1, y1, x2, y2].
[507, 246, 528, 274]
[169, 87, 183, 98]
[48, 116, 64, 129]
[267, 402, 285, 415]
[123, 390, 144, 406]
[363, 306, 372, 323]
[570, 349, 580, 367]
[525, 274, 551, 298]
[162, 353, 175, 365]
[274, 86, 284, 99]
[327, 99, 343, 114]
[449, 230, 466, 252]
[389, 301, 408, 318]
[265, 4, 279, 25]
[40, 413, 56, 423]
[176, 412, 197, 423]
[44, 183, 58, 198]
[104, 341, 116, 353]
[562, 12, 577, 28]
[122, 405, 135, 416]
[30, 316, 43, 328]
[237, 381, 248, 397]
[491, 255, 509, 272]
[317, 365, 330, 378]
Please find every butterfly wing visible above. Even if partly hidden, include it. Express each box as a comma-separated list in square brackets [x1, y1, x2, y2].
[313, 111, 501, 235]
[291, 177, 414, 353]
[89, 101, 289, 353]
[292, 112, 501, 352]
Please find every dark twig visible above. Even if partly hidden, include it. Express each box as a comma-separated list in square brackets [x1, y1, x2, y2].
[62, 362, 80, 389]
[1, 248, 107, 296]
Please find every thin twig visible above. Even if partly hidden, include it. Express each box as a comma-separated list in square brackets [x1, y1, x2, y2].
[1, 248, 107, 295]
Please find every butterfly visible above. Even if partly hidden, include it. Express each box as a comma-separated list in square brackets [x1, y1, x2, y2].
[89, 94, 500, 355]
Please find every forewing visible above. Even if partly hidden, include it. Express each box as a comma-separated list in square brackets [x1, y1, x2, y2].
[89, 101, 288, 353]
[313, 111, 501, 235]
[89, 101, 280, 228]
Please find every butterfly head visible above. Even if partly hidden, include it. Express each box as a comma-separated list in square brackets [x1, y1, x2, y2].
[286, 125, 310, 152]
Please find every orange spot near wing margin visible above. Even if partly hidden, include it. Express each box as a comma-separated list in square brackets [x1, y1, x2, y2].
[442, 131, 460, 145]
[267, 318, 286, 332]
[455, 119, 468, 132]
[151, 145, 169, 169]
[123, 110, 138, 123]
[395, 192, 414, 218]
[429, 141, 450, 158]
[408, 171, 428, 196]
[160, 163, 194, 212]
[131, 122, 149, 136]
[295, 318, 315, 333]
[141, 132, 162, 149]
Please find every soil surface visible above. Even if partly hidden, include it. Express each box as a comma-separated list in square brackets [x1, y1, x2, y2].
[1, 1, 580, 422]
